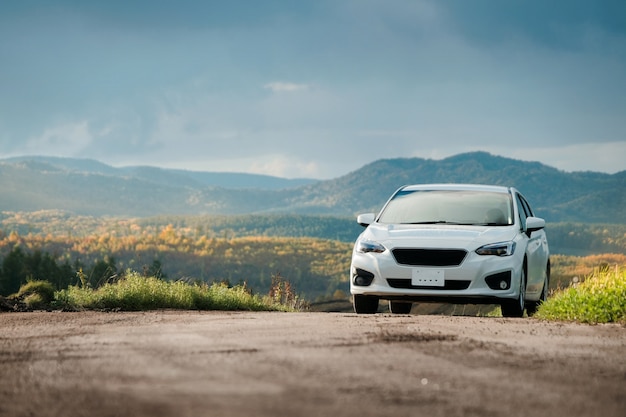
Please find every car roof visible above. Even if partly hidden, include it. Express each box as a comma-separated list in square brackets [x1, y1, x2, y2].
[400, 184, 511, 193]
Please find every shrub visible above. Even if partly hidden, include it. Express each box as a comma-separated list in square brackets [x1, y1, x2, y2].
[17, 280, 55, 309]
[268, 273, 308, 311]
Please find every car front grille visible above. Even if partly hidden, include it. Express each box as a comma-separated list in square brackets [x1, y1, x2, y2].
[386, 279, 471, 290]
[391, 248, 467, 267]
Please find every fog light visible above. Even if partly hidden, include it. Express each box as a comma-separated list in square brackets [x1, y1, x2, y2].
[355, 276, 368, 286]
[353, 268, 375, 286]
[485, 271, 512, 290]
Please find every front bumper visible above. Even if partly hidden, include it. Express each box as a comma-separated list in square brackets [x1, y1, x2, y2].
[350, 248, 523, 304]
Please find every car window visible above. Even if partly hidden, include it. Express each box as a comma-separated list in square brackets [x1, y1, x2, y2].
[378, 190, 513, 226]
[515, 193, 529, 230]
[518, 194, 534, 217]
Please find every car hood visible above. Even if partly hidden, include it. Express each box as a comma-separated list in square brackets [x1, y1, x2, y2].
[361, 223, 518, 250]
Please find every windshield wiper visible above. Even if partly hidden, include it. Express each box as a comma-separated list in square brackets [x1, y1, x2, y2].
[406, 221, 476, 225]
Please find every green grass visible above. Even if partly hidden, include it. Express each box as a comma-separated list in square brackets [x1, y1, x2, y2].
[536, 266, 626, 324]
[15, 264, 625, 322]
[54, 271, 294, 312]
[17, 280, 56, 309]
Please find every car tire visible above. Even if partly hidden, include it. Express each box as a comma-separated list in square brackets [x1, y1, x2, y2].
[527, 261, 550, 316]
[389, 301, 412, 314]
[501, 265, 526, 318]
[353, 295, 379, 314]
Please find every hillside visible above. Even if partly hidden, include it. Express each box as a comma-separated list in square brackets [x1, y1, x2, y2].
[287, 152, 626, 223]
[1, 156, 316, 190]
[1, 152, 624, 223]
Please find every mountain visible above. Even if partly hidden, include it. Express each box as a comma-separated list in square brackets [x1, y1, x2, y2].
[0, 152, 624, 223]
[286, 152, 626, 223]
[1, 156, 317, 190]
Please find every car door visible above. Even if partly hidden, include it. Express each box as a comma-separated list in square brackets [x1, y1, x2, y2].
[516, 193, 548, 296]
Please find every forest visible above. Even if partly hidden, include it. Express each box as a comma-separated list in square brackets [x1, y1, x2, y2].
[1, 210, 625, 301]
[2, 210, 625, 252]
[0, 228, 352, 300]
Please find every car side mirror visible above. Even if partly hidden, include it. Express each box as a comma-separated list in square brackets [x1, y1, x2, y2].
[357, 213, 376, 227]
[525, 216, 545, 236]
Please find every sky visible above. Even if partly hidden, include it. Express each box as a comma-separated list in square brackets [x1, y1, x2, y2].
[1, 0, 625, 179]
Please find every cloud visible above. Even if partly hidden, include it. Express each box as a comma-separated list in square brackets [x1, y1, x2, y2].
[19, 121, 93, 157]
[1, 1, 624, 179]
[488, 141, 626, 174]
[264, 82, 310, 93]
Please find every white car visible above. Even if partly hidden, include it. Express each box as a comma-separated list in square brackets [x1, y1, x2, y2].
[350, 184, 550, 317]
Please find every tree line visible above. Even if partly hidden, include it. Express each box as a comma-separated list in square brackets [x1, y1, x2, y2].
[1, 211, 624, 254]
[0, 245, 166, 296]
[0, 230, 353, 300]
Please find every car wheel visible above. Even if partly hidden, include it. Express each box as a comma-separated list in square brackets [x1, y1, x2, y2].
[501, 265, 526, 318]
[353, 295, 379, 314]
[389, 301, 412, 314]
[526, 261, 550, 316]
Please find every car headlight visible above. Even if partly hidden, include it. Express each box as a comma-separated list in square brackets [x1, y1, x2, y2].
[475, 241, 516, 257]
[356, 240, 386, 254]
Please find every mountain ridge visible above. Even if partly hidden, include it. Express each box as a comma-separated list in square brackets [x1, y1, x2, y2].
[1, 152, 624, 223]
[2, 156, 318, 190]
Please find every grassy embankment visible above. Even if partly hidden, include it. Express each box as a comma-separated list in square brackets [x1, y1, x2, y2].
[536, 264, 625, 324]
[11, 271, 301, 312]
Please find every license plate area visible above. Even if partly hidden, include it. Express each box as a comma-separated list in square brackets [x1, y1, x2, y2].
[412, 269, 445, 287]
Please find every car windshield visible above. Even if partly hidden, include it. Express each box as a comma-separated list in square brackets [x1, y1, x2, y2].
[378, 190, 514, 226]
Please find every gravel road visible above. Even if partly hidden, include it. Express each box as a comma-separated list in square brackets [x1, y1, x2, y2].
[1, 311, 624, 417]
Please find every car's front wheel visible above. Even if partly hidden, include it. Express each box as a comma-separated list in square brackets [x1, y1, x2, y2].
[389, 301, 412, 314]
[353, 295, 379, 314]
[501, 266, 526, 318]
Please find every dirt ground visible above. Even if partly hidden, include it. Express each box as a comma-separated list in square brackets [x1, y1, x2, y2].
[0, 311, 624, 417]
